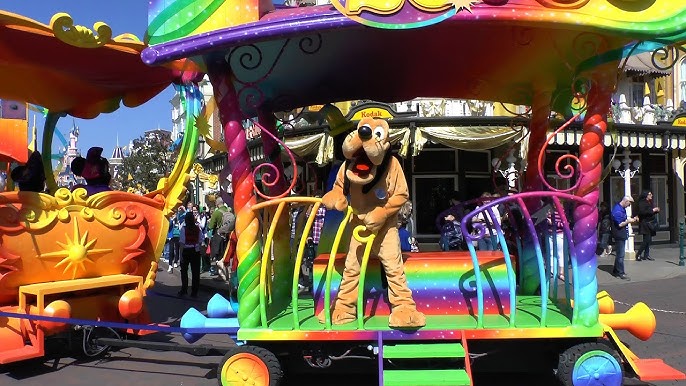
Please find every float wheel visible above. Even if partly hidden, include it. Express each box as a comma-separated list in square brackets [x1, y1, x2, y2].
[217, 345, 282, 386]
[557, 342, 624, 386]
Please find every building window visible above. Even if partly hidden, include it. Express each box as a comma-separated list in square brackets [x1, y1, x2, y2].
[609, 175, 641, 215]
[630, 78, 645, 107]
[680, 58, 686, 105]
[413, 148, 458, 173]
[650, 176, 668, 228]
[461, 150, 490, 173]
[463, 175, 494, 201]
[412, 175, 457, 237]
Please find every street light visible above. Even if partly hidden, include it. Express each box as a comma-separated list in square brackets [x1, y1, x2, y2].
[612, 148, 641, 260]
[492, 149, 520, 193]
[195, 136, 206, 206]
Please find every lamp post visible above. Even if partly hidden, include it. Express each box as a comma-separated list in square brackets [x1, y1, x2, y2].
[195, 136, 206, 206]
[612, 148, 641, 260]
[492, 149, 520, 193]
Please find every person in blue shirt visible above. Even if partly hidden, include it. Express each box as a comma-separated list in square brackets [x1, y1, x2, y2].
[611, 196, 638, 281]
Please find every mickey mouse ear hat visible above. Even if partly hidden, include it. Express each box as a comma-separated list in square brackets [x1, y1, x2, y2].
[81, 147, 105, 180]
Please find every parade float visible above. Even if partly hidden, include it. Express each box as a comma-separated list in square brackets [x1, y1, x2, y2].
[141, 0, 686, 385]
[0, 10, 201, 363]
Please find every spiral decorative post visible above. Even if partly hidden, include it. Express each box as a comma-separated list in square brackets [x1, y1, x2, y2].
[573, 70, 615, 326]
[207, 56, 262, 328]
[519, 84, 553, 295]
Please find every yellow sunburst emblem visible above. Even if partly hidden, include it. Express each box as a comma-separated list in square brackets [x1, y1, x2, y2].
[39, 220, 112, 279]
[453, 0, 480, 13]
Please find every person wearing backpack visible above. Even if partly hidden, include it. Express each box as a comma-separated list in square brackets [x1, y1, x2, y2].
[178, 212, 201, 297]
[208, 198, 235, 275]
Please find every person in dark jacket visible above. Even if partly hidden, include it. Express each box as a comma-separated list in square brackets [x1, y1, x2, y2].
[611, 196, 638, 280]
[636, 190, 660, 261]
[596, 202, 613, 256]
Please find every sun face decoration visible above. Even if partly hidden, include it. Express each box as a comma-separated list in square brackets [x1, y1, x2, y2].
[39, 220, 112, 279]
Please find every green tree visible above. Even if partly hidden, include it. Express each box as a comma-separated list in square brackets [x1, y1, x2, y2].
[115, 130, 176, 193]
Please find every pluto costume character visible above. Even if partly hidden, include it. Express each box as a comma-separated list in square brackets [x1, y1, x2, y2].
[317, 117, 426, 328]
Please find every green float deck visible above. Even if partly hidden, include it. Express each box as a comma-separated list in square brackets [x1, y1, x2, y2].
[236, 295, 605, 341]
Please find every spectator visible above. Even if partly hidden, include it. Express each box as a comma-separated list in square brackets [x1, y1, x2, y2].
[436, 190, 465, 232]
[11, 151, 45, 192]
[168, 206, 184, 272]
[71, 147, 112, 195]
[611, 196, 638, 281]
[636, 190, 659, 261]
[547, 208, 566, 281]
[178, 212, 201, 298]
[208, 197, 234, 275]
[299, 194, 326, 294]
[472, 192, 501, 251]
[196, 206, 210, 272]
[596, 202, 612, 256]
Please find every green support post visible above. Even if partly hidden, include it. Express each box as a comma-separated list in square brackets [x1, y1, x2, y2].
[680, 221, 685, 266]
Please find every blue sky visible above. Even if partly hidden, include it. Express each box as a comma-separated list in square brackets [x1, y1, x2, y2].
[0, 0, 175, 161]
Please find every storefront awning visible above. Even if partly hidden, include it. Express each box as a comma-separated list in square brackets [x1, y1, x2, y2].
[549, 129, 686, 150]
[623, 52, 672, 77]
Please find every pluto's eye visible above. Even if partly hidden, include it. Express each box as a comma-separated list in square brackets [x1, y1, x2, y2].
[373, 127, 384, 139]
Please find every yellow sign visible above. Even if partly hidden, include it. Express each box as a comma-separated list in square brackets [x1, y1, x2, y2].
[350, 108, 393, 121]
[330, 0, 479, 29]
[308, 105, 324, 112]
[673, 117, 686, 127]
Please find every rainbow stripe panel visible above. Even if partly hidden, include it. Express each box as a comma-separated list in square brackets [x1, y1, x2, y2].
[147, 0, 261, 45]
[313, 251, 511, 317]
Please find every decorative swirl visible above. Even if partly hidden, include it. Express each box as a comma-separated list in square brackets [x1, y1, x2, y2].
[250, 119, 299, 200]
[80, 207, 95, 221]
[50, 13, 112, 48]
[651, 44, 683, 71]
[54, 188, 75, 207]
[298, 34, 323, 54]
[512, 27, 534, 46]
[537, 112, 584, 193]
[572, 32, 608, 62]
[534, 0, 591, 9]
[237, 86, 265, 110]
[71, 188, 90, 206]
[229, 44, 264, 71]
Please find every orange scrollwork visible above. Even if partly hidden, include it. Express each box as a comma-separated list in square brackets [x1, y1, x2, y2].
[0, 188, 167, 306]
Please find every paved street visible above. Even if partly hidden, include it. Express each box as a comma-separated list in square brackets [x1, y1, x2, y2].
[1, 248, 686, 386]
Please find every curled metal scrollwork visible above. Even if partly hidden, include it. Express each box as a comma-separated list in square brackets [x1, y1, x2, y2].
[250, 119, 299, 200]
[651, 44, 684, 72]
[228, 44, 264, 71]
[299, 33, 322, 54]
[572, 32, 608, 62]
[537, 113, 584, 194]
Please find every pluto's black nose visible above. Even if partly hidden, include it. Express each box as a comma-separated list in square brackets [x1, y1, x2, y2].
[358, 125, 372, 140]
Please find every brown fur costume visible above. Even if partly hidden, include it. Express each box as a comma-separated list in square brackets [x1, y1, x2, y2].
[317, 117, 425, 328]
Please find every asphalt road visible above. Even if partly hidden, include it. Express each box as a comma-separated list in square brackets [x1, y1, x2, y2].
[1, 273, 685, 386]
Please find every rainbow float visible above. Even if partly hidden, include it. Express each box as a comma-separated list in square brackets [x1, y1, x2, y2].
[142, 0, 686, 385]
[0, 10, 200, 363]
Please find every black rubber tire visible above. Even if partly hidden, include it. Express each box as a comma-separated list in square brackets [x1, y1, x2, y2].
[217, 345, 283, 386]
[556, 341, 624, 386]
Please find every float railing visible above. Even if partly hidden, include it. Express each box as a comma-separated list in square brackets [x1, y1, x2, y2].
[323, 207, 354, 329]
[252, 197, 322, 328]
[461, 191, 593, 328]
[462, 202, 517, 328]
